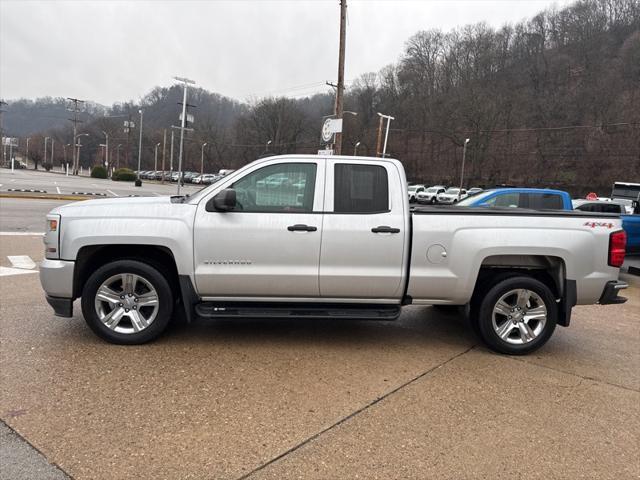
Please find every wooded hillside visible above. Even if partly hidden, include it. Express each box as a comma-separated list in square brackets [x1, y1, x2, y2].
[4, 0, 639, 194]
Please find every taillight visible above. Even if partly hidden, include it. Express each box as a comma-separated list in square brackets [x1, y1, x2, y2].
[608, 230, 626, 268]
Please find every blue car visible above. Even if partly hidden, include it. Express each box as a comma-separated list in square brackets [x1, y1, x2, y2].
[457, 188, 573, 210]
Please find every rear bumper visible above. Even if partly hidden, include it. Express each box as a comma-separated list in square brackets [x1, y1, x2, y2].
[45, 295, 73, 317]
[598, 280, 628, 305]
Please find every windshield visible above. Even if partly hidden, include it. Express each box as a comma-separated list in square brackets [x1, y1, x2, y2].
[426, 187, 439, 193]
[445, 188, 460, 194]
[457, 190, 495, 206]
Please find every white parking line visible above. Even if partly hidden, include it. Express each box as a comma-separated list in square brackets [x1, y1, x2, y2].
[107, 190, 119, 197]
[8, 255, 36, 269]
[0, 232, 45, 236]
[56, 186, 61, 194]
[0, 266, 38, 277]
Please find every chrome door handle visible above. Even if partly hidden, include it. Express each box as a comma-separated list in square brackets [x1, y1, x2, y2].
[287, 224, 317, 232]
[371, 226, 400, 234]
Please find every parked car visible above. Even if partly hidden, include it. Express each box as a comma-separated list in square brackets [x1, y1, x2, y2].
[184, 172, 199, 183]
[416, 186, 446, 204]
[407, 184, 426, 203]
[192, 175, 203, 184]
[457, 188, 572, 210]
[467, 187, 484, 196]
[437, 188, 468, 204]
[40, 154, 628, 354]
[574, 199, 639, 254]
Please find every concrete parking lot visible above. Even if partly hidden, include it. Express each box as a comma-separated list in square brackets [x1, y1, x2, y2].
[0, 189, 639, 479]
[0, 168, 200, 199]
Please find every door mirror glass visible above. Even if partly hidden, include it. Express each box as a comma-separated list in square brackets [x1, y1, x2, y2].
[207, 188, 237, 212]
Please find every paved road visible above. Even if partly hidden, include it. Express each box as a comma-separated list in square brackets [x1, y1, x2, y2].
[0, 234, 638, 479]
[0, 198, 67, 232]
[0, 168, 200, 197]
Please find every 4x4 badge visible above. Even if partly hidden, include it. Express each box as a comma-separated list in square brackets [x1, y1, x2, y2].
[584, 221, 614, 229]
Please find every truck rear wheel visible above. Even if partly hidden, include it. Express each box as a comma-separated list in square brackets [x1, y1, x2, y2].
[476, 276, 557, 355]
[81, 260, 174, 344]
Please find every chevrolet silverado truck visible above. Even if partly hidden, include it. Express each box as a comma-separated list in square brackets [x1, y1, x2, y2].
[40, 155, 629, 354]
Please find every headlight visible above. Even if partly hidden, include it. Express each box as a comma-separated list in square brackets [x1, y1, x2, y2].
[44, 213, 61, 259]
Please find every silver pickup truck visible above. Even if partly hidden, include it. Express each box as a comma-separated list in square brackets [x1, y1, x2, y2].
[40, 155, 628, 354]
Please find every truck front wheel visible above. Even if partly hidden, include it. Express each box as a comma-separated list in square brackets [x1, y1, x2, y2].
[476, 276, 557, 355]
[81, 260, 174, 344]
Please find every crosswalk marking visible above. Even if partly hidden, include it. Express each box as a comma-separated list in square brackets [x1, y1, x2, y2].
[8, 255, 37, 270]
[0, 266, 38, 277]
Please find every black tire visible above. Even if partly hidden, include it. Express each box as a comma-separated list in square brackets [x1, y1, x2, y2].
[475, 276, 557, 355]
[81, 260, 174, 345]
[430, 198, 436, 204]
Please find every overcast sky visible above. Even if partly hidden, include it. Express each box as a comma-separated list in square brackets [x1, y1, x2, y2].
[1, 0, 572, 105]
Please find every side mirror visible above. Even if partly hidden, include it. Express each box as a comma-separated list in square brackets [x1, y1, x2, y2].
[207, 188, 237, 212]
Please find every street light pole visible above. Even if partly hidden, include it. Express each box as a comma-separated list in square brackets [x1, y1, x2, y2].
[44, 137, 49, 165]
[200, 142, 207, 175]
[116, 144, 122, 169]
[265, 139, 272, 154]
[174, 76, 195, 196]
[353, 141, 361, 156]
[136, 109, 144, 186]
[73, 133, 89, 174]
[154, 142, 160, 171]
[25, 137, 30, 167]
[101, 131, 109, 173]
[51, 138, 55, 166]
[377, 112, 395, 158]
[459, 138, 470, 200]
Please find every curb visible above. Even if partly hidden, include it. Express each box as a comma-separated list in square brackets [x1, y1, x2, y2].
[0, 193, 85, 201]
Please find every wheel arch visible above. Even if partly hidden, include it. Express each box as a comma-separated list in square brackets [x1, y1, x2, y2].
[471, 254, 573, 327]
[73, 244, 180, 299]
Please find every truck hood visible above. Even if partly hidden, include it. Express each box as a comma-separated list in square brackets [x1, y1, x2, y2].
[50, 195, 190, 218]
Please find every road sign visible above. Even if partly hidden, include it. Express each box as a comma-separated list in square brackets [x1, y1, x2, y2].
[321, 118, 342, 143]
[179, 113, 195, 124]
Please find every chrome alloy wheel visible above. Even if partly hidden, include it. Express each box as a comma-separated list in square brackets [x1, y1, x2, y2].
[94, 273, 159, 334]
[491, 288, 547, 345]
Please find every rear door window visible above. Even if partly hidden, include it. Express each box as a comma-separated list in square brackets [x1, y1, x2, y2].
[334, 164, 389, 213]
[522, 193, 564, 210]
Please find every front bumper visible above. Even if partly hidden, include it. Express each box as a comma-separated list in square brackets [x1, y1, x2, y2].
[46, 295, 73, 317]
[40, 259, 75, 298]
[599, 280, 628, 305]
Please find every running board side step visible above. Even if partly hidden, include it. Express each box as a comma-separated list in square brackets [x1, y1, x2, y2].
[195, 302, 401, 320]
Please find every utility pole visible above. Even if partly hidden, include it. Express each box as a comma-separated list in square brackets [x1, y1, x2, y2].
[25, 137, 30, 167]
[375, 115, 384, 156]
[51, 138, 55, 166]
[44, 137, 49, 165]
[0, 100, 7, 165]
[334, 0, 347, 155]
[67, 97, 85, 174]
[169, 130, 175, 177]
[161, 129, 167, 184]
[136, 109, 144, 186]
[459, 138, 470, 200]
[174, 76, 196, 195]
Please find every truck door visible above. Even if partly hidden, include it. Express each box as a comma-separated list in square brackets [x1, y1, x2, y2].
[319, 160, 408, 299]
[193, 159, 324, 298]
